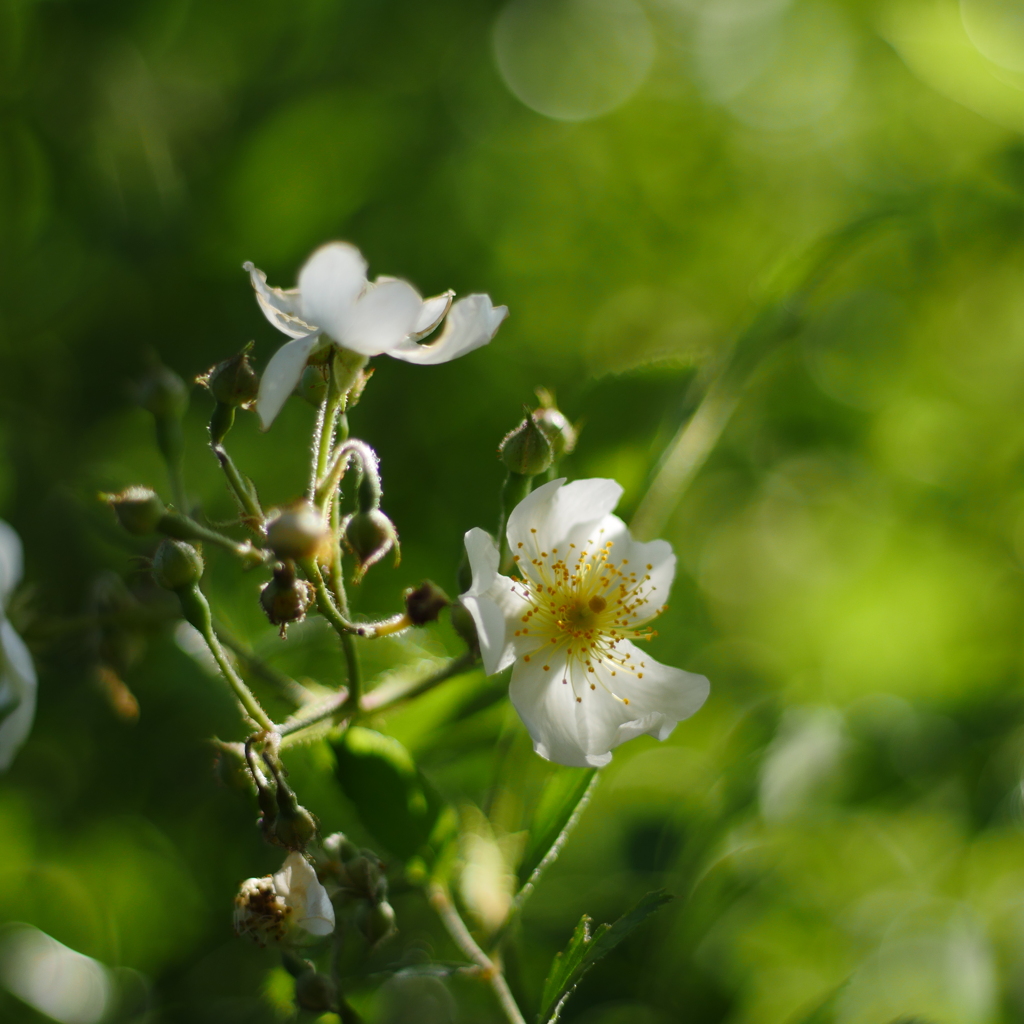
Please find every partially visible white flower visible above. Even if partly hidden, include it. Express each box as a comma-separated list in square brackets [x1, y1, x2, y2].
[245, 242, 509, 429]
[460, 479, 709, 768]
[234, 851, 335, 944]
[0, 520, 35, 773]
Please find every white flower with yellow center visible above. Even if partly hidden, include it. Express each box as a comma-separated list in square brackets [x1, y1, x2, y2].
[245, 242, 508, 429]
[234, 851, 335, 945]
[460, 478, 709, 768]
[0, 519, 35, 773]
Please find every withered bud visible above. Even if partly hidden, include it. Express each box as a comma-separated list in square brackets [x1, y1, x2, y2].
[105, 486, 166, 535]
[260, 562, 314, 632]
[266, 500, 330, 561]
[403, 580, 449, 626]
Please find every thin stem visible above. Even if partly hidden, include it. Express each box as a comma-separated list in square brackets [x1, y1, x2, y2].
[277, 690, 350, 738]
[498, 472, 533, 572]
[212, 444, 264, 530]
[190, 596, 275, 733]
[160, 512, 266, 566]
[213, 620, 316, 707]
[360, 651, 477, 714]
[156, 417, 188, 511]
[428, 883, 527, 1024]
[299, 557, 409, 640]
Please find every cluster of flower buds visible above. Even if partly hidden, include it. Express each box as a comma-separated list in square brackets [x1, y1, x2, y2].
[341, 451, 399, 583]
[197, 343, 260, 445]
[317, 832, 396, 947]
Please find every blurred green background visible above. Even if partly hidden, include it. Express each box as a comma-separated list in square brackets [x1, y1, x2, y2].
[5, 0, 1024, 1021]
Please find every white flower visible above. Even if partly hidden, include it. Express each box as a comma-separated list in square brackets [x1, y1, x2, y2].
[234, 851, 335, 944]
[0, 520, 35, 773]
[245, 242, 508, 428]
[460, 479, 709, 768]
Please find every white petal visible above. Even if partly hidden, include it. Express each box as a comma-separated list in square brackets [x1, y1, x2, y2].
[0, 620, 36, 772]
[596, 529, 676, 628]
[275, 852, 336, 937]
[390, 295, 508, 366]
[297, 242, 368, 341]
[409, 291, 455, 342]
[255, 335, 321, 430]
[506, 478, 623, 558]
[460, 528, 528, 675]
[338, 279, 424, 356]
[509, 655, 612, 768]
[244, 262, 317, 340]
[0, 520, 23, 606]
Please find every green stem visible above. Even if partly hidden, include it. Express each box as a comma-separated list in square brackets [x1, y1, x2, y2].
[178, 586, 275, 733]
[360, 651, 477, 714]
[428, 883, 527, 1024]
[498, 472, 533, 572]
[212, 444, 264, 529]
[213, 620, 315, 707]
[159, 512, 266, 566]
[156, 417, 188, 511]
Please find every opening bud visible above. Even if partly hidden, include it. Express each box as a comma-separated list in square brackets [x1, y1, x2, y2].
[152, 539, 204, 591]
[499, 412, 553, 477]
[266, 500, 330, 562]
[343, 509, 399, 582]
[105, 486, 166, 535]
[533, 387, 578, 459]
[355, 899, 396, 947]
[200, 343, 259, 408]
[403, 580, 449, 626]
[260, 562, 315, 635]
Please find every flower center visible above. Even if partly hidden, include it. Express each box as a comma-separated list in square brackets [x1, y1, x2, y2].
[508, 529, 666, 703]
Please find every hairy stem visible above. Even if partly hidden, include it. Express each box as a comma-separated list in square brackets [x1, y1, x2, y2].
[212, 444, 264, 530]
[428, 883, 527, 1024]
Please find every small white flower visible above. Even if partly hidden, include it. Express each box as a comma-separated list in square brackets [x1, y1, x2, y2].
[234, 851, 335, 944]
[245, 242, 508, 428]
[0, 520, 35, 773]
[460, 479, 709, 768]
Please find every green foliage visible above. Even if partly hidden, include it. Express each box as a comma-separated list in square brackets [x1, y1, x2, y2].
[538, 890, 675, 1023]
[331, 726, 446, 862]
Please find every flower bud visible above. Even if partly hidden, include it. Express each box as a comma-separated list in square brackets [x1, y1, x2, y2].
[403, 580, 449, 626]
[355, 899, 396, 946]
[343, 509, 398, 581]
[340, 852, 386, 902]
[322, 832, 360, 864]
[273, 804, 318, 851]
[260, 562, 314, 632]
[294, 970, 336, 1013]
[136, 362, 188, 420]
[499, 413, 553, 476]
[298, 365, 328, 407]
[106, 486, 166, 535]
[152, 539, 204, 591]
[202, 344, 259, 408]
[266, 500, 329, 561]
[451, 603, 480, 655]
[533, 388, 577, 460]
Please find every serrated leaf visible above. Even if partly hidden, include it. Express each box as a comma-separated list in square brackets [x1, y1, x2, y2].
[331, 726, 446, 862]
[518, 767, 597, 888]
[538, 890, 674, 1023]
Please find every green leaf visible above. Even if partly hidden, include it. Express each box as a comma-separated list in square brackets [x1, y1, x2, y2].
[330, 726, 446, 862]
[517, 767, 597, 889]
[538, 890, 674, 1024]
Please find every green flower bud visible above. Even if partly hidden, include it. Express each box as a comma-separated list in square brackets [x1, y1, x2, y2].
[355, 899, 396, 946]
[343, 509, 398, 581]
[260, 562, 314, 632]
[294, 970, 336, 1013]
[322, 832, 360, 864]
[340, 852, 386, 901]
[202, 344, 259, 408]
[499, 413, 553, 476]
[152, 539, 204, 591]
[105, 486, 166, 535]
[403, 580, 449, 626]
[533, 388, 577, 459]
[273, 803, 318, 851]
[451, 602, 479, 655]
[136, 362, 188, 420]
[266, 500, 329, 561]
[298, 364, 328, 407]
